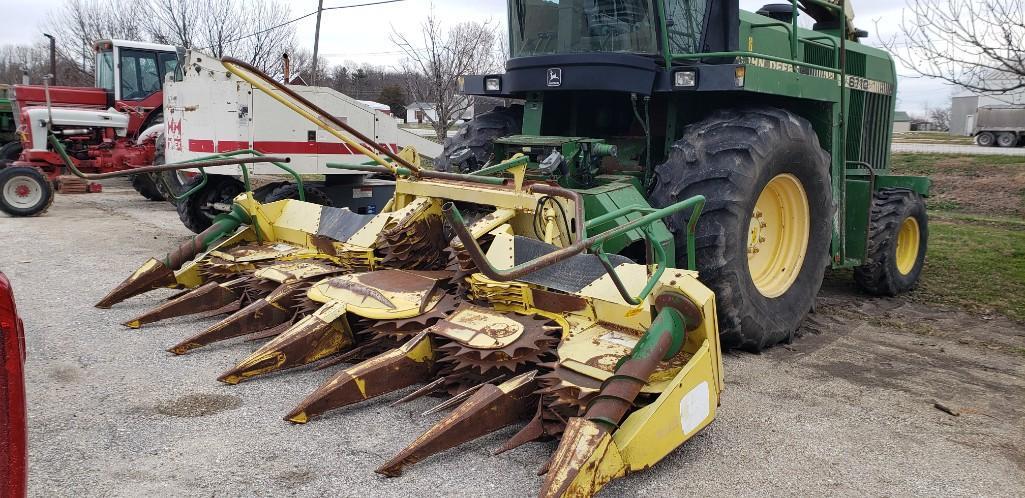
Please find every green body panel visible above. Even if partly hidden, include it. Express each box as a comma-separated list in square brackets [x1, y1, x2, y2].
[844, 179, 871, 264]
[0, 98, 17, 145]
[467, 0, 930, 269]
[578, 176, 675, 264]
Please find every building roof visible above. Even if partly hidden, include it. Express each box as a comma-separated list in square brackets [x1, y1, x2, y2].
[893, 111, 912, 122]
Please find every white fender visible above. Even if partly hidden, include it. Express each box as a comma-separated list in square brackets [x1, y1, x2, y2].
[136, 123, 165, 145]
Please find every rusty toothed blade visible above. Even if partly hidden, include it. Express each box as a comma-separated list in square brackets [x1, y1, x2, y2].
[123, 280, 241, 329]
[217, 302, 352, 385]
[375, 370, 539, 477]
[285, 331, 435, 424]
[96, 258, 177, 309]
[167, 297, 293, 355]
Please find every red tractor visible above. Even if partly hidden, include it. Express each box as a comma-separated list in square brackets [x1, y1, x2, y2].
[1, 40, 180, 217]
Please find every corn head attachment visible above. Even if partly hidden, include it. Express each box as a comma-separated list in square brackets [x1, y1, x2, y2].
[93, 60, 723, 498]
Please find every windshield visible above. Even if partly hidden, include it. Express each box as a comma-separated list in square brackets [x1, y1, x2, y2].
[510, 0, 659, 58]
[96, 50, 115, 92]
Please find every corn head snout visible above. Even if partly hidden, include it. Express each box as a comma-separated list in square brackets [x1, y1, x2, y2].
[98, 169, 723, 497]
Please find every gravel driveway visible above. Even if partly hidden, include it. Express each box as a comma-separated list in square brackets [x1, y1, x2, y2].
[3, 181, 1023, 497]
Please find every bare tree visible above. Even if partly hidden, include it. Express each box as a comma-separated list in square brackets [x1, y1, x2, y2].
[392, 12, 501, 141]
[928, 107, 952, 131]
[44, 0, 297, 76]
[884, 0, 1025, 94]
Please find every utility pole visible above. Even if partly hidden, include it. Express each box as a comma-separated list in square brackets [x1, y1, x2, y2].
[311, 0, 324, 85]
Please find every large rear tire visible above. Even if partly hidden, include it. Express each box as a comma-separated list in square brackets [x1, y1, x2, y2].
[434, 105, 523, 172]
[176, 175, 245, 234]
[131, 174, 165, 201]
[0, 141, 22, 168]
[0, 166, 55, 217]
[650, 107, 834, 352]
[262, 183, 334, 206]
[854, 189, 928, 296]
[148, 132, 189, 204]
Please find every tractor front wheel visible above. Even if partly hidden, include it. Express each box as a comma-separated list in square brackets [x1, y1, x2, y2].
[650, 107, 833, 352]
[854, 189, 928, 296]
[176, 175, 245, 234]
[0, 166, 55, 217]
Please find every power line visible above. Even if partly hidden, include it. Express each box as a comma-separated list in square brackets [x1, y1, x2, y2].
[201, 0, 408, 50]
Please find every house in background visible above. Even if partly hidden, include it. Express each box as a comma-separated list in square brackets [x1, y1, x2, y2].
[405, 101, 474, 124]
[893, 111, 912, 133]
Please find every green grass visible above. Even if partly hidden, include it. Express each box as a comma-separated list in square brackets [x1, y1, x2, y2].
[892, 131, 974, 144]
[918, 217, 1025, 321]
[892, 153, 1025, 175]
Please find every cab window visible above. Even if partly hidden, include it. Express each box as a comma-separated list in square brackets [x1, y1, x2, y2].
[119, 49, 162, 100]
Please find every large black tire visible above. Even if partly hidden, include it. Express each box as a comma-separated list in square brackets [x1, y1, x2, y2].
[434, 105, 523, 172]
[996, 132, 1017, 148]
[147, 131, 188, 204]
[131, 174, 165, 201]
[0, 166, 55, 217]
[854, 189, 928, 296]
[176, 175, 245, 234]
[976, 132, 995, 147]
[0, 141, 22, 168]
[262, 183, 334, 206]
[650, 108, 834, 352]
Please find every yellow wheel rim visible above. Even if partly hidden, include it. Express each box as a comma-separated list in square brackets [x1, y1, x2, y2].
[895, 216, 921, 275]
[747, 174, 811, 298]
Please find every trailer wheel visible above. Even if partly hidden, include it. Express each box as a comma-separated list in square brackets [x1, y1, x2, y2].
[0, 166, 55, 217]
[176, 175, 245, 234]
[996, 132, 1017, 147]
[262, 183, 334, 206]
[0, 141, 22, 168]
[650, 107, 833, 352]
[434, 105, 523, 173]
[854, 189, 928, 296]
[976, 132, 995, 147]
[131, 174, 166, 201]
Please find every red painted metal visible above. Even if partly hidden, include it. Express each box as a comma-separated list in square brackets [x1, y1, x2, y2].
[13, 84, 108, 108]
[0, 272, 28, 498]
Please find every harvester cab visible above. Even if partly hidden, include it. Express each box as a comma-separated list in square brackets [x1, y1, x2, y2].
[91, 0, 930, 496]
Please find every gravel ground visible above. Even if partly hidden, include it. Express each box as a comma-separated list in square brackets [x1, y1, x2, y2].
[2, 181, 1024, 497]
[892, 142, 1025, 156]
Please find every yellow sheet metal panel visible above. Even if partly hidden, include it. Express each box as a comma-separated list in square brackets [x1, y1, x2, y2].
[613, 340, 720, 470]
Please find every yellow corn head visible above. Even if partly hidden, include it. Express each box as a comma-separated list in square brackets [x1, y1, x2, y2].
[97, 165, 723, 497]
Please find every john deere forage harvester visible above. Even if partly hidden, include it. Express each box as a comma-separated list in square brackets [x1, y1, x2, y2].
[94, 0, 928, 495]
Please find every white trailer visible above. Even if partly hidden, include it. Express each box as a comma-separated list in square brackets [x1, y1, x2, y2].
[162, 51, 441, 232]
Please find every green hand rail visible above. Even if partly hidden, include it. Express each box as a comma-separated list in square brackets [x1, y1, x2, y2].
[443, 195, 705, 306]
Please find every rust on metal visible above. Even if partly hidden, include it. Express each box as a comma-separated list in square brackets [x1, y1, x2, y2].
[218, 305, 353, 384]
[286, 331, 434, 423]
[95, 258, 176, 309]
[376, 370, 539, 477]
[123, 280, 242, 329]
[167, 296, 294, 355]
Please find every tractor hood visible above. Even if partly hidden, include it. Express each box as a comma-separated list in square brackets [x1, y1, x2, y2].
[462, 53, 660, 96]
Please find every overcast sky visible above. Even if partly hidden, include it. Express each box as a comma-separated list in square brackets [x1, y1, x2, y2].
[1, 0, 951, 114]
